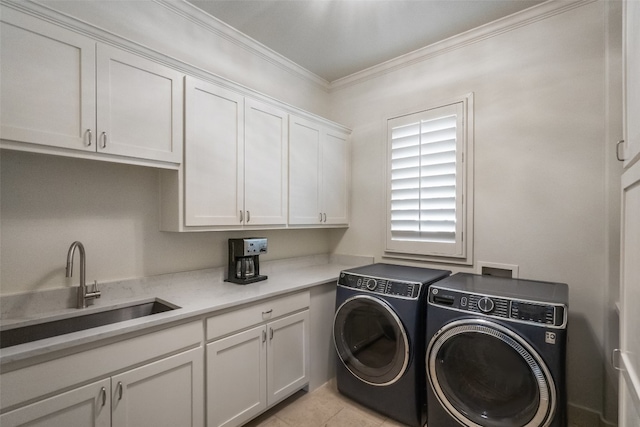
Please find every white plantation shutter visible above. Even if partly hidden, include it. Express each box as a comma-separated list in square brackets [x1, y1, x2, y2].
[387, 102, 466, 258]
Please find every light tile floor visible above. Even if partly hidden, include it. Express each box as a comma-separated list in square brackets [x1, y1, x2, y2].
[243, 381, 409, 427]
[243, 381, 584, 427]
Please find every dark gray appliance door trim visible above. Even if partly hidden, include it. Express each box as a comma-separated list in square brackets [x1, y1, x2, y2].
[427, 318, 556, 427]
[333, 295, 409, 386]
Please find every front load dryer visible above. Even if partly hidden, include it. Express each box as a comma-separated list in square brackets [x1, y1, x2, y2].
[426, 273, 568, 427]
[333, 263, 450, 427]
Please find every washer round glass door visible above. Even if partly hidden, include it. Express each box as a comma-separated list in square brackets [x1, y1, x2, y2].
[334, 295, 409, 386]
[427, 319, 556, 427]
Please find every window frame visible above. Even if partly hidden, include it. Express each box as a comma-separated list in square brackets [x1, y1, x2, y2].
[384, 93, 474, 265]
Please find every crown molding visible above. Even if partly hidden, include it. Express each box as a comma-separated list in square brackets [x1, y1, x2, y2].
[0, 0, 350, 131]
[155, 0, 331, 92]
[0, 0, 331, 92]
[2, 0, 595, 95]
[329, 0, 596, 92]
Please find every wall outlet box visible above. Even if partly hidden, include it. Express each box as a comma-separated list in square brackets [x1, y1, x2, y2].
[476, 261, 519, 278]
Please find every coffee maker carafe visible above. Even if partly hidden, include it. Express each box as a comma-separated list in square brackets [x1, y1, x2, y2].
[227, 238, 268, 284]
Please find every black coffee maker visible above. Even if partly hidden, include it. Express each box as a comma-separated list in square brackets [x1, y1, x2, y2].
[227, 238, 268, 284]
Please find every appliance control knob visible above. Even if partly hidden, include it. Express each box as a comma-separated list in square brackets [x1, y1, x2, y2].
[365, 278, 377, 291]
[477, 296, 495, 313]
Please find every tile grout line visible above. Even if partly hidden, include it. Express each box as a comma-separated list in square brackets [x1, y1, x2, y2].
[321, 407, 346, 427]
[272, 414, 293, 427]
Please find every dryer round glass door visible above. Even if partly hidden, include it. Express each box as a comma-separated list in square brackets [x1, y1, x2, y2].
[427, 319, 556, 427]
[333, 295, 409, 386]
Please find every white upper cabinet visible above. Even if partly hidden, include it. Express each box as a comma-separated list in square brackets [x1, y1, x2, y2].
[244, 98, 289, 226]
[322, 128, 350, 225]
[623, 0, 640, 168]
[96, 45, 183, 163]
[0, 8, 96, 151]
[289, 115, 350, 226]
[2, 6, 350, 232]
[184, 77, 244, 227]
[0, 8, 183, 166]
[289, 116, 322, 224]
[177, 77, 288, 230]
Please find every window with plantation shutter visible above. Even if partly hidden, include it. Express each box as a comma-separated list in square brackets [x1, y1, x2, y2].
[386, 97, 473, 261]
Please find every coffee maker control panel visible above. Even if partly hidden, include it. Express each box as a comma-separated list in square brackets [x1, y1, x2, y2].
[242, 238, 268, 256]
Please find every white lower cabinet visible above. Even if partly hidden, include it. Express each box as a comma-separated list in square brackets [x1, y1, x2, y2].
[1, 348, 202, 427]
[0, 292, 314, 427]
[111, 348, 203, 427]
[0, 322, 204, 427]
[0, 379, 111, 427]
[266, 311, 309, 405]
[206, 292, 310, 427]
[207, 325, 266, 427]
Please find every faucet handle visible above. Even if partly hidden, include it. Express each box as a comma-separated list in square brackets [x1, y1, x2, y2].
[87, 280, 101, 300]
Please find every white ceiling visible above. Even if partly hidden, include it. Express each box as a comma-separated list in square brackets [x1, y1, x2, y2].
[185, 0, 546, 82]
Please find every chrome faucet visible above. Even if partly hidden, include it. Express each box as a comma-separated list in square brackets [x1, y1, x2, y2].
[65, 241, 101, 308]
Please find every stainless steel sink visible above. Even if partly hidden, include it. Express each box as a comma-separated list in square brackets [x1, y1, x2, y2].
[0, 299, 178, 349]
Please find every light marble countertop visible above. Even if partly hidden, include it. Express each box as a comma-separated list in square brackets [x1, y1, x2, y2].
[0, 254, 372, 367]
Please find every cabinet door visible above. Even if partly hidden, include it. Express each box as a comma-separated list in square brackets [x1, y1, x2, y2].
[184, 77, 244, 226]
[623, 0, 640, 167]
[619, 161, 640, 427]
[244, 98, 288, 226]
[267, 310, 309, 406]
[0, 379, 110, 427]
[111, 347, 204, 427]
[207, 325, 267, 427]
[619, 4, 640, 424]
[289, 115, 322, 225]
[0, 8, 96, 151]
[96, 44, 183, 163]
[322, 128, 350, 225]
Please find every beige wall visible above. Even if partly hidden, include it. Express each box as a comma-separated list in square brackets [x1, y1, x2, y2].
[0, 0, 622, 423]
[0, 150, 332, 293]
[0, 0, 335, 294]
[328, 1, 620, 421]
[34, 0, 330, 117]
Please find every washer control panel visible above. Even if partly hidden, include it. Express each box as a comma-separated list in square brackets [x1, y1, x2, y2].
[338, 272, 421, 299]
[429, 286, 566, 328]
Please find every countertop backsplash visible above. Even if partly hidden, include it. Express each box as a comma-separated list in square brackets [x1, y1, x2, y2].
[0, 254, 370, 322]
[0, 253, 373, 365]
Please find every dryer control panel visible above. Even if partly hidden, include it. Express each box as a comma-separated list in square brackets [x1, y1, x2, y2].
[338, 272, 421, 299]
[428, 287, 567, 328]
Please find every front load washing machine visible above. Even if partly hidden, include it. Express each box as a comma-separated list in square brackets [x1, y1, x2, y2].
[426, 273, 568, 427]
[334, 263, 450, 427]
